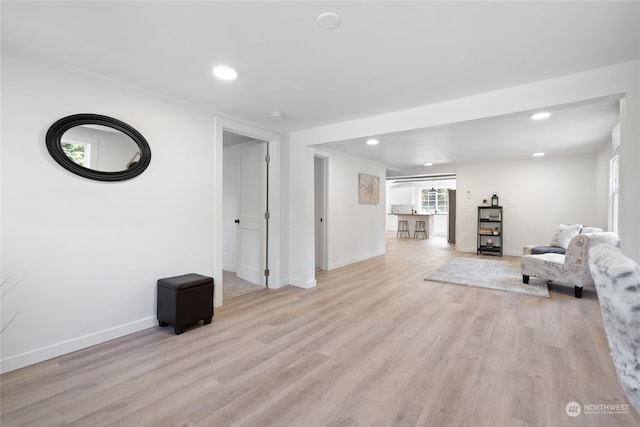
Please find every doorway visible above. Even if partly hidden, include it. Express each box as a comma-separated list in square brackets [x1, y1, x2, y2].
[386, 176, 457, 240]
[223, 131, 268, 301]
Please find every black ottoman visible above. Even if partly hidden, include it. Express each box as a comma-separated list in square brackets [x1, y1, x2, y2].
[157, 273, 214, 335]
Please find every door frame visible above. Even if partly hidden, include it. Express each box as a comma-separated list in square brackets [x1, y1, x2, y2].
[214, 117, 281, 307]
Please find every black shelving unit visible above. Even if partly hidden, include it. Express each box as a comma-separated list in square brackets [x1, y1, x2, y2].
[477, 206, 503, 256]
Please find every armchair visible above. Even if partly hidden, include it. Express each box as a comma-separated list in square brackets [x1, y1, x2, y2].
[521, 232, 620, 298]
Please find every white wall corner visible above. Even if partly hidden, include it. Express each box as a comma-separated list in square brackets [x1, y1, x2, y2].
[328, 250, 386, 271]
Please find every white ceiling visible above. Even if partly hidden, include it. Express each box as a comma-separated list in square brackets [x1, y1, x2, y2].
[2, 1, 638, 172]
[324, 97, 621, 173]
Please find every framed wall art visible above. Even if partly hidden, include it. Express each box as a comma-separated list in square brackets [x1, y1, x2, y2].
[358, 173, 380, 204]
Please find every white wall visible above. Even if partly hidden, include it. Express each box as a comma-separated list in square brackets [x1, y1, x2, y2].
[284, 140, 316, 288]
[456, 155, 597, 256]
[619, 89, 640, 263]
[279, 135, 292, 286]
[315, 147, 387, 270]
[0, 48, 217, 372]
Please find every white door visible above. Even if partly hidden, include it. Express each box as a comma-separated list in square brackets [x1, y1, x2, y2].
[237, 142, 267, 286]
[314, 156, 327, 270]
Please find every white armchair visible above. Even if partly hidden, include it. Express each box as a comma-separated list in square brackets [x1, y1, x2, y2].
[589, 244, 640, 414]
[521, 232, 620, 298]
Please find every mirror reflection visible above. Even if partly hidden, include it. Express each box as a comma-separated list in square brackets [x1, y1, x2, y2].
[61, 124, 141, 172]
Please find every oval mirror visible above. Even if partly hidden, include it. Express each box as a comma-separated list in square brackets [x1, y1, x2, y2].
[46, 114, 151, 181]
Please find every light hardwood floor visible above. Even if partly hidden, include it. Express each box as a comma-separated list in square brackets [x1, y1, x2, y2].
[2, 235, 638, 426]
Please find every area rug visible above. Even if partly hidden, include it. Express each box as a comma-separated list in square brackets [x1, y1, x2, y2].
[424, 257, 550, 298]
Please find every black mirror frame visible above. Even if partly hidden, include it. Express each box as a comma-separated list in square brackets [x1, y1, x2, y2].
[46, 113, 151, 182]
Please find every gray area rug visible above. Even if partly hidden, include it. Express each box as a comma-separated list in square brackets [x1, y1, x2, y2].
[425, 257, 550, 298]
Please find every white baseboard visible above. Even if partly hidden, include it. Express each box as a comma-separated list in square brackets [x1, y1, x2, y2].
[0, 317, 157, 374]
[456, 245, 477, 254]
[328, 250, 385, 270]
[278, 277, 290, 288]
[283, 277, 317, 289]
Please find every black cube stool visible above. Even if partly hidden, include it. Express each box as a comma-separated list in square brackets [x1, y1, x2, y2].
[157, 273, 214, 335]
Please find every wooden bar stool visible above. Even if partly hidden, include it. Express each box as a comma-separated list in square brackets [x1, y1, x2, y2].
[397, 220, 410, 238]
[414, 220, 427, 239]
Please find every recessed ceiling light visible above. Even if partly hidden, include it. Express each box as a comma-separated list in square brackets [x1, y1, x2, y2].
[424, 162, 433, 166]
[531, 112, 551, 120]
[317, 12, 341, 29]
[533, 152, 545, 157]
[366, 139, 379, 146]
[212, 65, 238, 80]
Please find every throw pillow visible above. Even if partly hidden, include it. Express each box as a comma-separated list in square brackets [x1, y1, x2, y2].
[581, 226, 603, 234]
[549, 224, 582, 249]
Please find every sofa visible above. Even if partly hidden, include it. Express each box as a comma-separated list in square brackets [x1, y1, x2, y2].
[521, 231, 620, 298]
[589, 244, 640, 414]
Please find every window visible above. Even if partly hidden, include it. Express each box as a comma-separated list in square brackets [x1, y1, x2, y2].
[420, 188, 448, 213]
[61, 140, 91, 168]
[609, 155, 619, 234]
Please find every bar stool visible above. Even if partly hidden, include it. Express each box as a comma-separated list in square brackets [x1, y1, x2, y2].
[414, 220, 427, 239]
[397, 220, 410, 238]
